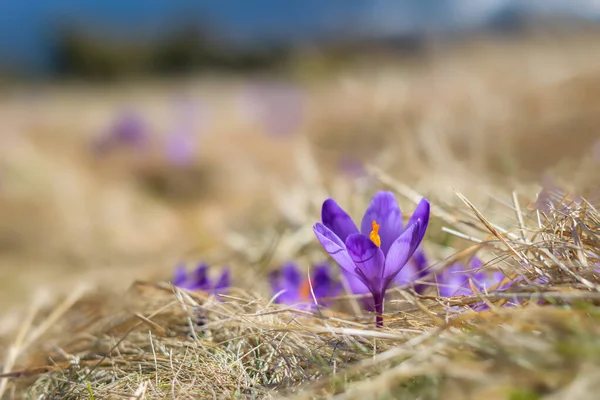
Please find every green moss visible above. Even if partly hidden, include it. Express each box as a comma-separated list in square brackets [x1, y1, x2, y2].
[555, 334, 600, 359]
[507, 387, 541, 400]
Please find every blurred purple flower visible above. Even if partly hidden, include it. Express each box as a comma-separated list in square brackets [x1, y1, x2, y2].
[314, 191, 430, 326]
[339, 157, 368, 178]
[269, 262, 341, 308]
[343, 247, 429, 311]
[533, 175, 583, 214]
[401, 248, 430, 294]
[240, 80, 304, 138]
[94, 109, 148, 154]
[164, 96, 205, 167]
[173, 262, 230, 294]
[435, 257, 505, 297]
[165, 131, 196, 167]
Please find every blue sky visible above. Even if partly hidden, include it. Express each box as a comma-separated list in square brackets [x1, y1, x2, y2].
[0, 0, 598, 72]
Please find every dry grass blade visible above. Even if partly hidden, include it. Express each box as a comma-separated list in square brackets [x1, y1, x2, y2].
[454, 190, 527, 263]
[0, 300, 40, 398]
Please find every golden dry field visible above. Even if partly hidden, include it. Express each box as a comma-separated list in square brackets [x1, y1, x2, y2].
[0, 33, 599, 399]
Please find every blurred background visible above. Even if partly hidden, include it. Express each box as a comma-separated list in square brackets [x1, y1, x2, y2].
[0, 0, 599, 309]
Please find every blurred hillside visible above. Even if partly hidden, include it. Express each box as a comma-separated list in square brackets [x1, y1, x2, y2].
[52, 26, 290, 80]
[0, 30, 598, 309]
[3, 1, 600, 78]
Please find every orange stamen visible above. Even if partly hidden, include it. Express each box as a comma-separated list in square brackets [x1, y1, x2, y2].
[299, 279, 312, 300]
[369, 220, 381, 247]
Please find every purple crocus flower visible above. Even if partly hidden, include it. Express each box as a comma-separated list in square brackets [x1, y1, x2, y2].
[164, 96, 205, 167]
[314, 191, 430, 327]
[269, 262, 342, 308]
[396, 247, 430, 294]
[165, 128, 197, 167]
[435, 257, 505, 298]
[532, 175, 583, 214]
[338, 157, 368, 178]
[343, 247, 430, 311]
[173, 262, 230, 294]
[94, 109, 147, 155]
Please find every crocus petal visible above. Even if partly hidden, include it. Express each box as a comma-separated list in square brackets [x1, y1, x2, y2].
[269, 269, 300, 304]
[322, 199, 359, 241]
[313, 223, 357, 275]
[406, 198, 430, 246]
[393, 262, 418, 286]
[383, 221, 422, 284]
[282, 262, 302, 288]
[311, 263, 334, 299]
[112, 111, 147, 146]
[346, 234, 386, 294]
[360, 191, 403, 255]
[437, 263, 471, 297]
[342, 264, 376, 311]
[166, 132, 196, 166]
[312, 263, 343, 300]
[191, 263, 210, 290]
[409, 248, 430, 293]
[275, 285, 299, 304]
[343, 268, 369, 294]
[269, 270, 282, 294]
[172, 264, 188, 287]
[469, 257, 484, 270]
[282, 263, 303, 303]
[471, 271, 489, 291]
[411, 248, 429, 274]
[492, 272, 509, 290]
[477, 271, 506, 291]
[468, 270, 505, 295]
[438, 283, 456, 298]
[214, 268, 230, 291]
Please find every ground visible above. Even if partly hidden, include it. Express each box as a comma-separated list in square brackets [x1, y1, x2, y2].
[0, 32, 599, 399]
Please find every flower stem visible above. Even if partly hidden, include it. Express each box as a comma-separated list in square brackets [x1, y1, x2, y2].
[373, 292, 384, 328]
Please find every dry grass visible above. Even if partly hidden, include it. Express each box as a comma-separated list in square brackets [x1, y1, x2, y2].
[1, 176, 599, 399]
[0, 32, 599, 399]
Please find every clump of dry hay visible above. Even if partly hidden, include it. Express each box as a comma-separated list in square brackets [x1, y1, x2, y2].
[0, 168, 598, 399]
[1, 32, 600, 400]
